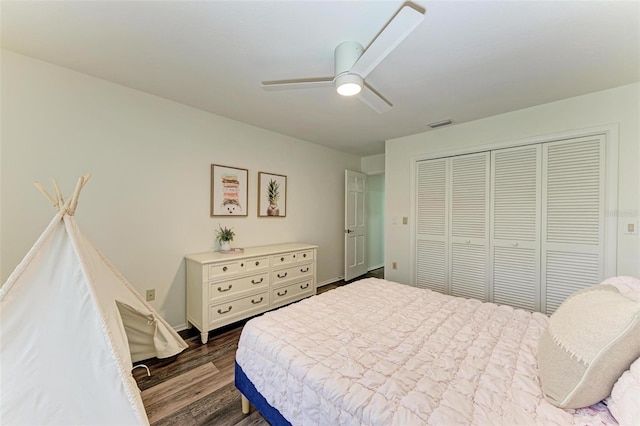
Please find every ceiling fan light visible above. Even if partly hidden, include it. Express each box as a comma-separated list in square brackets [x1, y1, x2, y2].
[337, 83, 362, 96]
[335, 73, 363, 96]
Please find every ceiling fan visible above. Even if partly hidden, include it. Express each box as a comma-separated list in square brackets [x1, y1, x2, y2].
[260, 4, 425, 113]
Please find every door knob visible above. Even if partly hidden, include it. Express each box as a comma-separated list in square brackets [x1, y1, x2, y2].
[345, 229, 353, 234]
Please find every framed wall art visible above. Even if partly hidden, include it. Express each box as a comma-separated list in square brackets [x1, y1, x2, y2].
[258, 172, 287, 217]
[211, 164, 248, 217]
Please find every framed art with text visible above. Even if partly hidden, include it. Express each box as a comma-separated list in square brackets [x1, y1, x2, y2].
[211, 164, 248, 216]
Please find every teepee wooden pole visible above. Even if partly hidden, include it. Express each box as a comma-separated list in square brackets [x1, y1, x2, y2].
[34, 181, 58, 210]
[52, 179, 64, 210]
[68, 176, 85, 216]
[82, 173, 92, 187]
[60, 196, 72, 213]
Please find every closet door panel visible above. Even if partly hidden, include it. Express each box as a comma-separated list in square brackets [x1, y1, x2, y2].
[417, 240, 447, 293]
[541, 136, 605, 314]
[450, 153, 490, 301]
[545, 251, 600, 313]
[493, 246, 538, 310]
[451, 243, 487, 301]
[490, 145, 541, 311]
[416, 159, 448, 292]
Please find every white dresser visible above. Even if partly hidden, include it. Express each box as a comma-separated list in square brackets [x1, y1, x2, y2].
[185, 243, 317, 344]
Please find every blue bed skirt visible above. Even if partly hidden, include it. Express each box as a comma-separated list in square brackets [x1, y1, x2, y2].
[235, 361, 292, 426]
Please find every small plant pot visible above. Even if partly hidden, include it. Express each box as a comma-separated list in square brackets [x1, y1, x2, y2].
[267, 204, 280, 216]
[220, 241, 231, 252]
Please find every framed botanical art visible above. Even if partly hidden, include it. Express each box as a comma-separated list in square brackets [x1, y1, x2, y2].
[211, 164, 248, 217]
[258, 172, 287, 217]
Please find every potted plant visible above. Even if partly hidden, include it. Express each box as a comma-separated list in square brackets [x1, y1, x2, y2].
[215, 225, 235, 252]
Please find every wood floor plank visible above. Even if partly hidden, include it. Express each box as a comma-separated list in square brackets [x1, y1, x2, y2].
[190, 383, 249, 423]
[135, 327, 242, 390]
[142, 362, 220, 423]
[142, 362, 219, 403]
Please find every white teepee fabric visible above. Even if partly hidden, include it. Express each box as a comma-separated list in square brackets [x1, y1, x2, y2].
[1, 194, 188, 425]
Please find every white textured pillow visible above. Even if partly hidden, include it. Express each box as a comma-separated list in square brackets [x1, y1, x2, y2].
[607, 357, 640, 426]
[538, 284, 640, 408]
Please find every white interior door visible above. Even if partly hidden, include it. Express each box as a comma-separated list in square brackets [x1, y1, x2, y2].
[449, 152, 490, 301]
[490, 145, 541, 311]
[345, 170, 367, 281]
[415, 158, 449, 293]
[541, 136, 605, 314]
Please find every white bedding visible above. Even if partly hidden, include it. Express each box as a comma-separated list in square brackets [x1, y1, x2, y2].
[236, 278, 616, 425]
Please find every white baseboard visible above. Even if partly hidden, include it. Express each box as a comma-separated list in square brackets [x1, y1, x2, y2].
[173, 323, 189, 332]
[317, 276, 343, 287]
[368, 264, 384, 271]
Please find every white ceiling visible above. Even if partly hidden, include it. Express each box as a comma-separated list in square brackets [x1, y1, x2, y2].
[2, 1, 639, 156]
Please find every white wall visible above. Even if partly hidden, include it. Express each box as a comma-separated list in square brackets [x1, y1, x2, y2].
[1, 50, 361, 329]
[366, 173, 384, 271]
[385, 83, 640, 284]
[361, 153, 385, 175]
[361, 154, 385, 271]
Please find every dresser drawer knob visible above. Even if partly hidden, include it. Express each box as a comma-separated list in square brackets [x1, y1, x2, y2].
[217, 306, 232, 314]
[251, 278, 264, 285]
[277, 289, 288, 297]
[303, 253, 307, 258]
[300, 283, 310, 290]
[293, 254, 296, 258]
[277, 272, 288, 279]
[222, 266, 228, 272]
[255, 261, 260, 266]
[280, 257, 284, 262]
[300, 267, 310, 273]
[218, 284, 233, 292]
[251, 297, 264, 304]
[240, 263, 244, 267]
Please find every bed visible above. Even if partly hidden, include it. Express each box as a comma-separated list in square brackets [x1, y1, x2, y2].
[235, 277, 639, 425]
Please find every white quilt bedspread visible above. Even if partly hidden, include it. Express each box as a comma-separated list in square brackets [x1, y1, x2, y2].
[236, 278, 615, 425]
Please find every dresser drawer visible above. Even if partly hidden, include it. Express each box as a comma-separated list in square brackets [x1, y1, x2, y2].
[245, 256, 269, 272]
[272, 262, 313, 286]
[272, 280, 314, 305]
[208, 272, 269, 302]
[294, 250, 314, 262]
[270, 250, 315, 267]
[209, 291, 269, 325]
[271, 253, 294, 266]
[208, 260, 247, 280]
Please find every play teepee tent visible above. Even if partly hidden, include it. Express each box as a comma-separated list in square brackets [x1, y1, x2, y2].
[1, 175, 188, 425]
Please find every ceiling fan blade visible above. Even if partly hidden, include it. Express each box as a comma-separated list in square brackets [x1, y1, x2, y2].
[358, 83, 392, 113]
[350, 5, 424, 78]
[261, 77, 334, 91]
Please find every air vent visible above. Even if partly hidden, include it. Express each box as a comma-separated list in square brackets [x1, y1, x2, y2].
[428, 119, 453, 129]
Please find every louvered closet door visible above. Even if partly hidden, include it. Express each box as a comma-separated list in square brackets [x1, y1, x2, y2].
[416, 159, 448, 293]
[490, 145, 541, 311]
[541, 136, 605, 314]
[450, 153, 490, 301]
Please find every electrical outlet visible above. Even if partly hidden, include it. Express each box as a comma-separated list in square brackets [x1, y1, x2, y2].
[146, 289, 155, 302]
[392, 262, 398, 270]
[624, 222, 638, 235]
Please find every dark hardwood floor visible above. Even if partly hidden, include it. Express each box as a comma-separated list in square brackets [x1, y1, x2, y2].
[133, 268, 383, 425]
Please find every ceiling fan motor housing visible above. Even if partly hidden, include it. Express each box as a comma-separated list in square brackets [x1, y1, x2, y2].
[334, 41, 364, 77]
